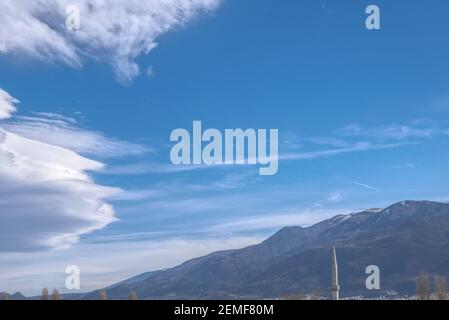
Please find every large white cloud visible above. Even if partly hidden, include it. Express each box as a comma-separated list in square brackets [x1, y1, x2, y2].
[0, 0, 219, 84]
[0, 89, 120, 252]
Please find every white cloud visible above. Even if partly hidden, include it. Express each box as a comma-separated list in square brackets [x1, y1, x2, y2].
[203, 209, 342, 233]
[104, 141, 413, 175]
[326, 192, 345, 203]
[103, 161, 234, 175]
[0, 88, 18, 119]
[0, 89, 120, 252]
[4, 113, 148, 158]
[103, 171, 258, 204]
[146, 65, 155, 78]
[351, 181, 379, 191]
[339, 123, 436, 140]
[0, 0, 219, 84]
[281, 141, 414, 161]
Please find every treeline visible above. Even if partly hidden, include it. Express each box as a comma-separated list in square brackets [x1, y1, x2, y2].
[1, 288, 138, 300]
[2, 273, 448, 300]
[416, 273, 447, 300]
[283, 273, 448, 300]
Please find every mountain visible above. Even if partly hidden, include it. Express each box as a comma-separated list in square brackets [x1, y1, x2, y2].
[77, 271, 160, 300]
[1, 292, 26, 300]
[83, 200, 449, 299]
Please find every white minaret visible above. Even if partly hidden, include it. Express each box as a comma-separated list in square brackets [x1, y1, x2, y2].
[331, 246, 340, 300]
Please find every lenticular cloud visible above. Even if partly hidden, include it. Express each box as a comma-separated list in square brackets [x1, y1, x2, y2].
[0, 89, 118, 252]
[0, 0, 219, 84]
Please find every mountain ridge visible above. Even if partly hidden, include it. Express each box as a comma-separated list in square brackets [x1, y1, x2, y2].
[88, 200, 449, 299]
[7, 200, 449, 300]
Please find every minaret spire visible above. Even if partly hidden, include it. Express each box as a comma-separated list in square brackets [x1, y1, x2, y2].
[331, 246, 340, 300]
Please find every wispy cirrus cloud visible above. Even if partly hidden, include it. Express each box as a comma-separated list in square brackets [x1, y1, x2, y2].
[103, 140, 414, 175]
[102, 162, 213, 175]
[281, 141, 415, 161]
[350, 180, 380, 191]
[202, 208, 344, 233]
[338, 123, 436, 140]
[326, 191, 345, 203]
[0, 0, 220, 84]
[4, 113, 148, 158]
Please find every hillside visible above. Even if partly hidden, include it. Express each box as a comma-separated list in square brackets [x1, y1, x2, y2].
[79, 200, 449, 299]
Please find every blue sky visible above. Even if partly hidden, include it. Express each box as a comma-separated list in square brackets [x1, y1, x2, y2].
[1, 0, 449, 294]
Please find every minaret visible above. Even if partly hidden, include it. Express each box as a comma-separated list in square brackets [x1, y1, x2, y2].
[331, 246, 340, 300]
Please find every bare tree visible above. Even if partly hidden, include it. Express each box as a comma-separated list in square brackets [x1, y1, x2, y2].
[128, 290, 138, 300]
[282, 293, 306, 300]
[51, 289, 61, 300]
[41, 287, 49, 300]
[434, 275, 447, 300]
[99, 289, 107, 300]
[310, 289, 322, 301]
[416, 272, 430, 300]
